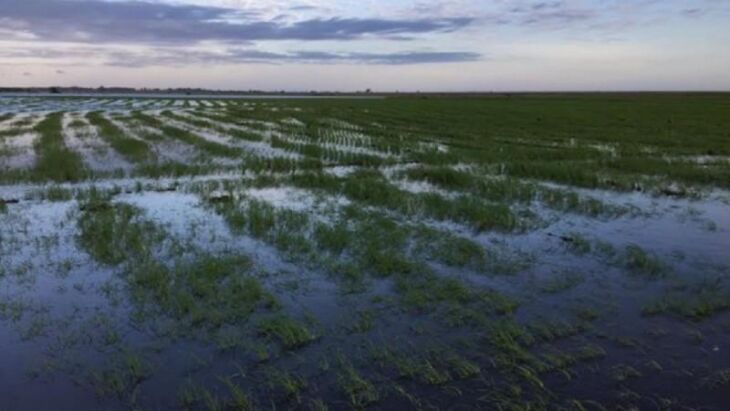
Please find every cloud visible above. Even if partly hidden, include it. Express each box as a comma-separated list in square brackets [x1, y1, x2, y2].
[0, 1, 480, 67]
[0, 44, 480, 67]
[485, 0, 730, 33]
[0, 44, 481, 67]
[681, 8, 704, 17]
[101, 47, 481, 67]
[0, 48, 99, 59]
[0, 0, 473, 44]
[510, 2, 595, 27]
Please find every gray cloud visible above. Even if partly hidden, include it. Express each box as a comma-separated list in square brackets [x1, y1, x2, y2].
[0, 48, 99, 59]
[102, 48, 481, 67]
[490, 0, 730, 33]
[515, 2, 594, 26]
[0, 0, 473, 44]
[0, 45, 480, 67]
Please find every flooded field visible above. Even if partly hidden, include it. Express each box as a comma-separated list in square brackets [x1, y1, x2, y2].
[0, 94, 729, 410]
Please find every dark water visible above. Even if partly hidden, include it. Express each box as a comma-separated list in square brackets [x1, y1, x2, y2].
[1, 176, 729, 409]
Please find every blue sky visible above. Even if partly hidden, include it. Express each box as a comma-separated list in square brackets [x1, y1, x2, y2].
[0, 0, 728, 91]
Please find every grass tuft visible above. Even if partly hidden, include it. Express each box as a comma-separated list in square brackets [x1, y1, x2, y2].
[257, 315, 316, 349]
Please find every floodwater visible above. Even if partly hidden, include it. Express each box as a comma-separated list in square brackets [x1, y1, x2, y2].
[0, 97, 729, 410]
[1, 177, 728, 409]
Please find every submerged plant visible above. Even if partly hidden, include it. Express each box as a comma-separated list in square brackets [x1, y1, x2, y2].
[539, 272, 585, 294]
[257, 315, 316, 349]
[77, 200, 159, 265]
[337, 363, 379, 409]
[625, 244, 666, 279]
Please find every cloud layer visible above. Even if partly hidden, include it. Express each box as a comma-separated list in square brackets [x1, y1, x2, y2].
[0, 0, 472, 44]
[0, 0, 481, 66]
[1, 0, 728, 89]
[106, 49, 482, 67]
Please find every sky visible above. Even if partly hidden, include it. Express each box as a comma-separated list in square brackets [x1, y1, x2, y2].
[0, 0, 729, 91]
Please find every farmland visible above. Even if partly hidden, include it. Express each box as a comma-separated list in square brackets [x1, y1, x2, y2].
[1, 93, 729, 410]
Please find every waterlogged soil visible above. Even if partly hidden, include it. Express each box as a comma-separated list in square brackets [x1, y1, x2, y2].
[0, 95, 729, 410]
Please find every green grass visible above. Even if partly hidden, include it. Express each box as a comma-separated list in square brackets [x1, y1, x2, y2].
[43, 185, 74, 202]
[185, 110, 266, 142]
[561, 232, 592, 254]
[403, 166, 475, 190]
[278, 94, 730, 191]
[257, 315, 316, 349]
[165, 110, 265, 143]
[400, 164, 625, 219]
[133, 254, 278, 327]
[643, 285, 730, 321]
[413, 227, 486, 267]
[77, 198, 158, 265]
[625, 244, 666, 279]
[90, 352, 151, 399]
[87, 111, 153, 162]
[539, 272, 585, 294]
[32, 112, 86, 181]
[133, 161, 220, 178]
[220, 378, 255, 410]
[372, 348, 480, 386]
[337, 362, 379, 409]
[77, 196, 278, 329]
[68, 118, 87, 129]
[147, 112, 242, 158]
[264, 368, 308, 402]
[291, 170, 522, 232]
[0, 127, 34, 138]
[313, 222, 351, 254]
[347, 309, 375, 333]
